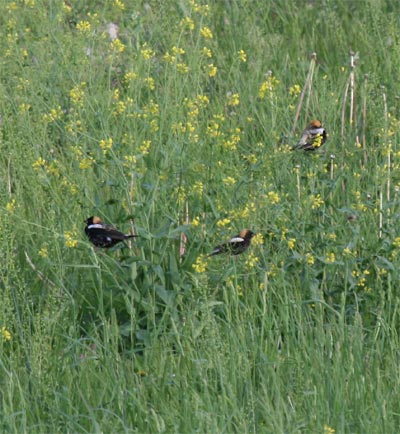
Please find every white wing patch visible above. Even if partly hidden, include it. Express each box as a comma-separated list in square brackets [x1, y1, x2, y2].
[229, 236, 244, 243]
[88, 224, 105, 229]
[311, 127, 324, 135]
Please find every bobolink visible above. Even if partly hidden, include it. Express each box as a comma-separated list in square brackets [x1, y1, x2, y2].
[85, 216, 136, 248]
[293, 119, 327, 151]
[208, 229, 255, 257]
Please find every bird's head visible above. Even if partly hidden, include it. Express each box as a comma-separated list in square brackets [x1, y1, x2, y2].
[239, 229, 255, 239]
[85, 216, 103, 225]
[308, 119, 322, 128]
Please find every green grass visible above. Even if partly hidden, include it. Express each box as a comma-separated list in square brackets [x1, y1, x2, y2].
[2, 0, 400, 432]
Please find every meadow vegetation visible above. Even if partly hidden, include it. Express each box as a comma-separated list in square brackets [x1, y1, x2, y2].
[2, 0, 400, 432]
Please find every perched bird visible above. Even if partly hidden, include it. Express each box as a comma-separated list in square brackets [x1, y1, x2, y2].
[293, 119, 327, 151]
[84, 216, 136, 248]
[208, 229, 255, 257]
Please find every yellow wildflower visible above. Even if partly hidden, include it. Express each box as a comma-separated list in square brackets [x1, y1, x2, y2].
[163, 52, 175, 63]
[200, 26, 213, 39]
[223, 176, 236, 186]
[393, 237, 400, 248]
[6, 199, 16, 213]
[19, 103, 31, 113]
[76, 21, 91, 33]
[64, 231, 78, 248]
[217, 218, 231, 227]
[79, 156, 95, 170]
[177, 63, 189, 74]
[252, 233, 264, 246]
[124, 155, 137, 165]
[306, 253, 315, 265]
[180, 17, 195, 31]
[343, 247, 354, 257]
[192, 254, 208, 273]
[201, 47, 212, 58]
[100, 138, 113, 155]
[227, 93, 240, 107]
[38, 245, 48, 258]
[237, 49, 247, 62]
[258, 74, 280, 98]
[310, 194, 324, 209]
[140, 44, 155, 60]
[69, 82, 86, 106]
[113, 0, 125, 10]
[207, 64, 217, 77]
[144, 77, 155, 90]
[289, 84, 301, 96]
[124, 71, 138, 83]
[32, 157, 47, 169]
[192, 181, 204, 195]
[43, 106, 63, 122]
[1, 327, 11, 341]
[324, 425, 335, 434]
[245, 252, 259, 268]
[139, 140, 151, 155]
[266, 191, 280, 204]
[325, 253, 336, 263]
[110, 38, 125, 53]
[192, 216, 200, 227]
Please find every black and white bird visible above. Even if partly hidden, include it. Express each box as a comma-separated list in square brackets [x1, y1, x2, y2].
[84, 216, 136, 248]
[208, 229, 255, 257]
[293, 119, 327, 151]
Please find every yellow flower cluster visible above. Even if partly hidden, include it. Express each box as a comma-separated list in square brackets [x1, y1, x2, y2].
[223, 176, 236, 186]
[252, 233, 264, 246]
[192, 216, 201, 227]
[258, 74, 280, 98]
[100, 138, 113, 155]
[245, 252, 259, 268]
[43, 106, 63, 122]
[324, 425, 335, 434]
[237, 50, 247, 62]
[110, 38, 125, 53]
[325, 252, 336, 264]
[113, 0, 125, 10]
[180, 17, 195, 31]
[76, 21, 91, 33]
[140, 44, 155, 60]
[1, 326, 11, 341]
[189, 0, 210, 15]
[352, 269, 371, 291]
[6, 199, 16, 213]
[64, 230, 78, 248]
[207, 63, 217, 77]
[227, 93, 240, 107]
[139, 140, 151, 155]
[266, 191, 280, 205]
[202, 47, 212, 58]
[310, 194, 324, 209]
[289, 84, 301, 96]
[306, 253, 315, 265]
[393, 237, 400, 248]
[200, 26, 213, 39]
[38, 245, 48, 258]
[217, 218, 231, 227]
[192, 254, 208, 273]
[69, 82, 86, 106]
[32, 157, 47, 169]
